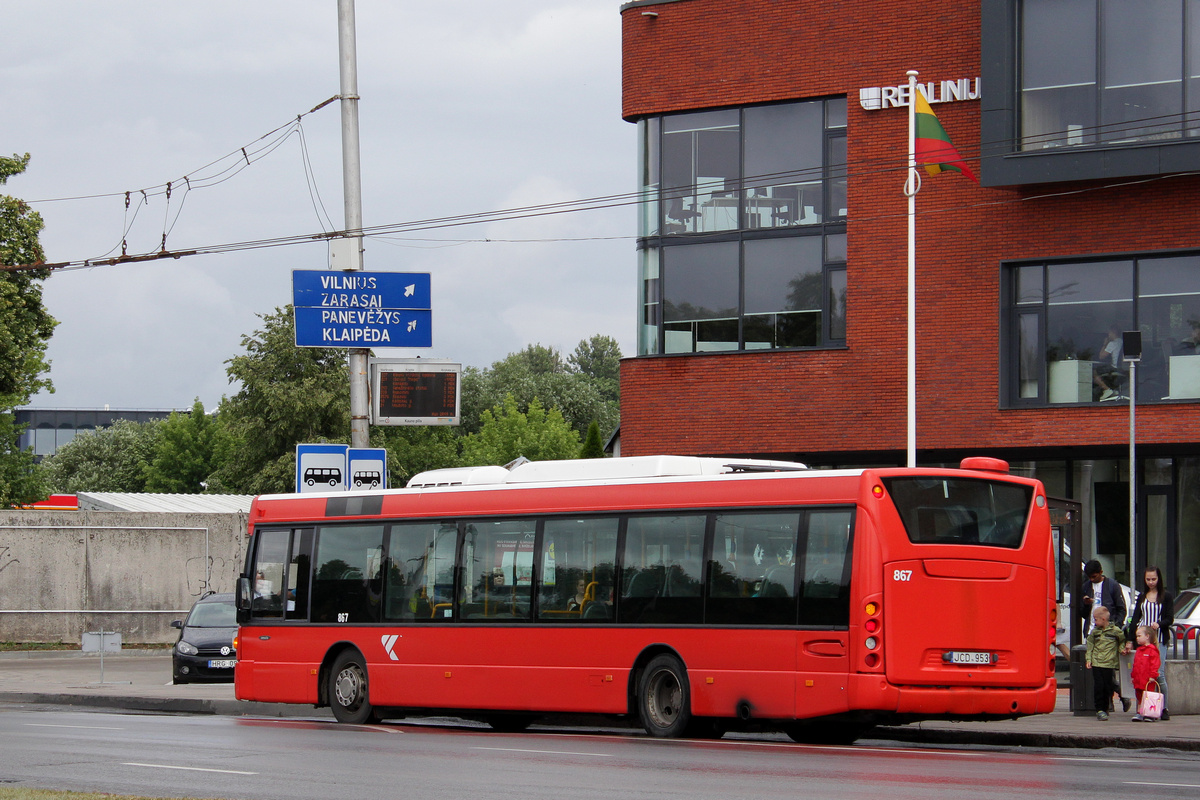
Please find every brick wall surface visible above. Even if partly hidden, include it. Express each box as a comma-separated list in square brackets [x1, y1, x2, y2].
[619, 0, 1200, 459]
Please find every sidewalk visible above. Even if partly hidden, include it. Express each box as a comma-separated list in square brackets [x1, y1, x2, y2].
[0, 650, 328, 719]
[1, 650, 1197, 751]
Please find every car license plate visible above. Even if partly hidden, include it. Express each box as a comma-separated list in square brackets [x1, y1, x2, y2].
[208, 659, 236, 669]
[945, 650, 993, 665]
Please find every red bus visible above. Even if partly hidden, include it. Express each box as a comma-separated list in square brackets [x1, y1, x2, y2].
[234, 455, 1056, 742]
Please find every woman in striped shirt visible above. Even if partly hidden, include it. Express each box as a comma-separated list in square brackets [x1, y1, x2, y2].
[1127, 565, 1174, 720]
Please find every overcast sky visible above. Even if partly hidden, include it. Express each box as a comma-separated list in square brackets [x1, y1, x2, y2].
[3, 2, 634, 411]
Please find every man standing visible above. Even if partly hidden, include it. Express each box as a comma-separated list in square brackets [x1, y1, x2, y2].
[1081, 559, 1131, 712]
[1081, 559, 1127, 633]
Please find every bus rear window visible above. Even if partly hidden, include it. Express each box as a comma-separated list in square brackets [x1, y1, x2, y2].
[882, 477, 1032, 549]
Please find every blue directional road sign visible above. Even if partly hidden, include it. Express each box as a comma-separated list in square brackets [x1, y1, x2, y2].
[348, 448, 388, 490]
[296, 443, 349, 493]
[293, 270, 432, 348]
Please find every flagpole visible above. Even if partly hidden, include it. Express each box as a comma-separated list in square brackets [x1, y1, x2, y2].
[905, 70, 918, 468]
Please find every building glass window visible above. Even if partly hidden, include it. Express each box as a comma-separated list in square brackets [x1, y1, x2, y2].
[662, 110, 740, 234]
[663, 241, 739, 353]
[1020, 0, 1200, 150]
[638, 97, 847, 355]
[1005, 251, 1200, 405]
[743, 237, 824, 349]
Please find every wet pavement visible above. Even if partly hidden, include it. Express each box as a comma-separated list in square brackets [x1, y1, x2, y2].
[1, 650, 1197, 751]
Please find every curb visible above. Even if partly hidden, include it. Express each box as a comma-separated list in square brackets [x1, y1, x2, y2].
[0, 650, 168, 660]
[874, 724, 1200, 752]
[0, 691, 331, 719]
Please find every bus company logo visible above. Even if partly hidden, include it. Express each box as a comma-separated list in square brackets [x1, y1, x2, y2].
[381, 634, 402, 661]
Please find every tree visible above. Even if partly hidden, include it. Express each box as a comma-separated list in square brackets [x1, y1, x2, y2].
[42, 418, 161, 493]
[463, 342, 619, 438]
[376, 424, 461, 487]
[206, 306, 350, 494]
[0, 154, 57, 504]
[460, 395, 580, 466]
[0, 413, 47, 502]
[144, 399, 223, 493]
[579, 420, 606, 459]
[568, 334, 622, 404]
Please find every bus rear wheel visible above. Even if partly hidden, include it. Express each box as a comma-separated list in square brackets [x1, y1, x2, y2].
[638, 654, 692, 737]
[329, 651, 376, 724]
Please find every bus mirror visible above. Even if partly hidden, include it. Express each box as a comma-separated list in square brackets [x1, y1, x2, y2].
[236, 576, 252, 623]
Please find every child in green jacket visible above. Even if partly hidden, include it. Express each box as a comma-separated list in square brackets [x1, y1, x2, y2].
[1086, 606, 1129, 720]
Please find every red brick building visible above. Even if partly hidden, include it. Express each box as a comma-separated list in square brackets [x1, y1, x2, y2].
[618, 0, 1200, 593]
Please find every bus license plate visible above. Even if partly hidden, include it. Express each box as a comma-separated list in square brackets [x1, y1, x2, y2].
[208, 659, 236, 669]
[946, 651, 993, 665]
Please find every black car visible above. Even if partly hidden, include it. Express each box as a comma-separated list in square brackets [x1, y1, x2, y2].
[171, 592, 237, 684]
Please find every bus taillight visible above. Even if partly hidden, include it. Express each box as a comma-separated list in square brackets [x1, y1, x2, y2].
[864, 601, 882, 667]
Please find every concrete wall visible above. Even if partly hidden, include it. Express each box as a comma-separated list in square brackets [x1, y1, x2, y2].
[0, 510, 248, 644]
[1166, 660, 1200, 715]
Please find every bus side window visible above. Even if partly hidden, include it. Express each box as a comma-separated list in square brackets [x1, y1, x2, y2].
[253, 530, 290, 618]
[536, 517, 618, 623]
[620, 515, 704, 625]
[798, 509, 854, 626]
[384, 523, 453, 622]
[706, 512, 800, 626]
[311, 524, 385, 623]
[458, 519, 536, 621]
[285, 530, 313, 620]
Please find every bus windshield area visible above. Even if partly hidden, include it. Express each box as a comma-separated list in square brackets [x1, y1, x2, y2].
[882, 477, 1033, 549]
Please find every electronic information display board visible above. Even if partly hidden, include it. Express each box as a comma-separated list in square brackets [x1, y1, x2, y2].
[371, 359, 461, 426]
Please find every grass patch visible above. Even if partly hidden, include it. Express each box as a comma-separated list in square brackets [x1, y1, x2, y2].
[0, 790, 229, 800]
[0, 643, 172, 652]
[0, 643, 79, 652]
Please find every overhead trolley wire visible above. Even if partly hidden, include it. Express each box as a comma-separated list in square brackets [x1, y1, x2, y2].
[7, 106, 1200, 273]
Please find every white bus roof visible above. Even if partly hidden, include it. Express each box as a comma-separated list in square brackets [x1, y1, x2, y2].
[406, 455, 808, 489]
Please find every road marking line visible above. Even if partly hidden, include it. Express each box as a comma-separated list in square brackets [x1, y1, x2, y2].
[1055, 756, 1138, 763]
[123, 762, 258, 775]
[472, 747, 613, 758]
[1126, 782, 1200, 789]
[26, 723, 123, 730]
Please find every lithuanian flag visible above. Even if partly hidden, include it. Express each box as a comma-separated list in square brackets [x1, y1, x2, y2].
[914, 90, 978, 183]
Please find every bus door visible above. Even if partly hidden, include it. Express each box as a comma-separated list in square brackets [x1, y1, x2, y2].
[704, 509, 853, 718]
[877, 475, 1047, 688]
[794, 509, 853, 717]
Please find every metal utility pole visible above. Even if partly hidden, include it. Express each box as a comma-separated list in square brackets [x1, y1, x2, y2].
[338, 0, 370, 449]
[904, 69, 919, 468]
[1125, 331, 1141, 589]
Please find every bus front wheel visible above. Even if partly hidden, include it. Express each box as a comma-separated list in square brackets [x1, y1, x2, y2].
[638, 654, 692, 737]
[329, 651, 375, 724]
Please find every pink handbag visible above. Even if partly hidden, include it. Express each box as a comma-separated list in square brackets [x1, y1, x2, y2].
[1139, 679, 1164, 720]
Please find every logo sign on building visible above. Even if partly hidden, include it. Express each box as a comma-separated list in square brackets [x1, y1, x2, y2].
[371, 358, 461, 426]
[348, 447, 388, 490]
[296, 443, 389, 493]
[859, 77, 981, 111]
[292, 270, 432, 348]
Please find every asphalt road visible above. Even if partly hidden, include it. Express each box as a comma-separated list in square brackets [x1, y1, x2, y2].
[3, 706, 1200, 800]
